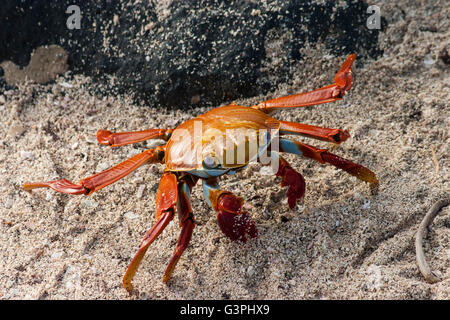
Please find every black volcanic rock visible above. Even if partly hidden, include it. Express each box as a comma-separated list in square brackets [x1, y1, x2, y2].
[0, 0, 386, 108]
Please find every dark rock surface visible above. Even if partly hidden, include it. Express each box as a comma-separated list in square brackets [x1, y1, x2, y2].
[0, 0, 386, 108]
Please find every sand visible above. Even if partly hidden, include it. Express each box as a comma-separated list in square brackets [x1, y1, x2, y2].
[0, 1, 449, 299]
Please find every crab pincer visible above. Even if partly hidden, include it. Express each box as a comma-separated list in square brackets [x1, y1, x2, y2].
[275, 157, 306, 209]
[216, 193, 258, 242]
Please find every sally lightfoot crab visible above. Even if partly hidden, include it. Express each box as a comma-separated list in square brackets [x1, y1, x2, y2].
[23, 54, 378, 292]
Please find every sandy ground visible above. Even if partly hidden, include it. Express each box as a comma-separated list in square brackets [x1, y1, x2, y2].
[0, 1, 449, 299]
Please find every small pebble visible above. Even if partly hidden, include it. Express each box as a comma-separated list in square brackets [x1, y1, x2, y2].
[113, 14, 120, 26]
[5, 198, 13, 209]
[64, 265, 81, 290]
[423, 54, 435, 67]
[82, 199, 98, 210]
[165, 118, 178, 127]
[45, 191, 53, 201]
[247, 265, 255, 277]
[362, 200, 371, 210]
[85, 136, 97, 144]
[96, 162, 110, 172]
[52, 86, 62, 96]
[20, 150, 35, 160]
[144, 22, 154, 31]
[60, 82, 73, 88]
[8, 123, 25, 137]
[259, 166, 274, 176]
[243, 202, 253, 210]
[133, 176, 144, 184]
[136, 184, 146, 198]
[433, 270, 443, 278]
[124, 211, 139, 219]
[0, 95, 6, 104]
[51, 251, 64, 259]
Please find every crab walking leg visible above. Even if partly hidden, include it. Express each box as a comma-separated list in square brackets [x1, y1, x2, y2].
[269, 152, 306, 209]
[23, 146, 165, 195]
[252, 54, 356, 113]
[122, 172, 178, 292]
[279, 121, 350, 144]
[163, 180, 196, 282]
[203, 178, 257, 242]
[97, 128, 173, 147]
[279, 138, 379, 189]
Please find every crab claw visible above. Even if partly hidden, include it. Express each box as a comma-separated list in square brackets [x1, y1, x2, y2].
[334, 53, 355, 94]
[217, 193, 258, 242]
[276, 158, 306, 209]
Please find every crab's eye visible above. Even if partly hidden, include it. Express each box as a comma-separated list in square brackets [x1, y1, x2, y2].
[202, 155, 220, 169]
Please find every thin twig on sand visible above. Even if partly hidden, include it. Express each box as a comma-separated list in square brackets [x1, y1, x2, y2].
[415, 199, 450, 284]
